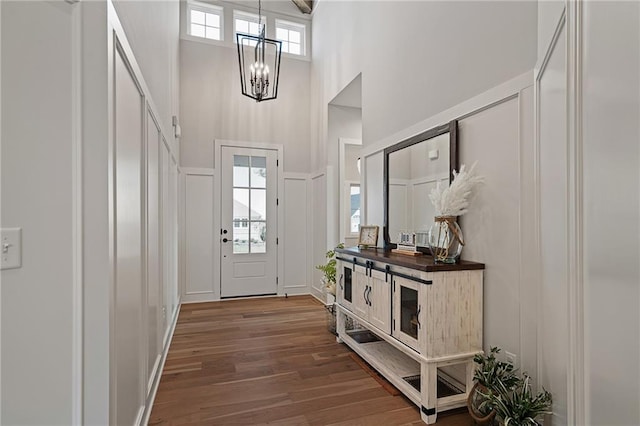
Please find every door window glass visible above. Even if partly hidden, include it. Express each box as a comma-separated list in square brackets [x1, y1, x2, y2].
[233, 155, 268, 254]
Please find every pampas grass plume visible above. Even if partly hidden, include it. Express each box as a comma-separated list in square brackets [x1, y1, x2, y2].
[429, 162, 484, 216]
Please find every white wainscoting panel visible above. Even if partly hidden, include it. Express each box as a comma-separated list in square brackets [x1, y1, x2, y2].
[146, 110, 162, 392]
[283, 175, 309, 295]
[459, 96, 522, 366]
[114, 43, 145, 426]
[184, 172, 215, 301]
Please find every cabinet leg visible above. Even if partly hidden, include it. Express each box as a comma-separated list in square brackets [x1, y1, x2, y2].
[420, 406, 437, 425]
[420, 363, 438, 424]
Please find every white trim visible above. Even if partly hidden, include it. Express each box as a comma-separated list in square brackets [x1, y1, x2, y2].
[186, 1, 224, 42]
[338, 137, 362, 241]
[182, 167, 214, 176]
[233, 9, 265, 40]
[0, 0, 3, 416]
[534, 3, 567, 417]
[70, 2, 83, 424]
[283, 173, 310, 295]
[566, 1, 585, 424]
[282, 172, 308, 180]
[139, 303, 181, 426]
[360, 70, 534, 160]
[275, 18, 306, 57]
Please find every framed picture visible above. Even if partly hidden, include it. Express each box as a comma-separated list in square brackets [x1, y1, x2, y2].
[358, 225, 379, 248]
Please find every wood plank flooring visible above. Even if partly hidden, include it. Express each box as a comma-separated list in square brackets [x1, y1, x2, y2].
[150, 295, 473, 426]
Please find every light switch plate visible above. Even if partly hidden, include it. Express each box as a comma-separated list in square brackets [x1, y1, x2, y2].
[1, 228, 22, 270]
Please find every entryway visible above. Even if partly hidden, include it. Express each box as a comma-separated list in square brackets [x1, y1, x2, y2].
[220, 145, 278, 297]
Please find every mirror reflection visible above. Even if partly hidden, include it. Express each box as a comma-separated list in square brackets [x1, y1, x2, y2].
[384, 120, 458, 248]
[387, 132, 451, 246]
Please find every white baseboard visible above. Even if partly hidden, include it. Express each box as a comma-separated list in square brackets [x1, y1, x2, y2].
[139, 301, 182, 426]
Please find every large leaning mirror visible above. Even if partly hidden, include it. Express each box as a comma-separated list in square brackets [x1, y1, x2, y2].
[383, 120, 458, 249]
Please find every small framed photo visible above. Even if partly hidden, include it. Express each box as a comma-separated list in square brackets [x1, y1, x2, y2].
[358, 225, 379, 248]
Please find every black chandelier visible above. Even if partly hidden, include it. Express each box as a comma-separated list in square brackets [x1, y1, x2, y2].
[236, 0, 282, 102]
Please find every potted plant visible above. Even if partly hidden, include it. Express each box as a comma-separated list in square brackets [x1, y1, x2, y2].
[468, 347, 519, 425]
[315, 243, 344, 305]
[487, 374, 552, 426]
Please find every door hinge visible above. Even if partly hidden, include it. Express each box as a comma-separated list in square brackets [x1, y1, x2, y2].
[276, 276, 279, 284]
[276, 198, 279, 206]
[393, 280, 396, 292]
[276, 237, 279, 245]
[277, 159, 279, 167]
[393, 319, 395, 330]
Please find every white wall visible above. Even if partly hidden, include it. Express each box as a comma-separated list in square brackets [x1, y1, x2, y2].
[310, 0, 537, 171]
[582, 2, 640, 424]
[179, 3, 314, 301]
[327, 105, 362, 247]
[311, 0, 541, 412]
[112, 0, 180, 145]
[179, 41, 311, 172]
[0, 1, 182, 424]
[1, 2, 76, 423]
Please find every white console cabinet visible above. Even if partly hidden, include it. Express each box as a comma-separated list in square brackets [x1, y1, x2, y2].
[335, 247, 484, 425]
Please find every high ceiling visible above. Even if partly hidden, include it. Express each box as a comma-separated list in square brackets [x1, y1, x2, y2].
[221, 0, 312, 19]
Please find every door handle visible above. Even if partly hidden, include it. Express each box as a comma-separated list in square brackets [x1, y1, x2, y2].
[365, 286, 371, 306]
[222, 229, 228, 234]
[339, 274, 343, 290]
[363, 286, 368, 305]
[416, 305, 421, 329]
[222, 238, 229, 243]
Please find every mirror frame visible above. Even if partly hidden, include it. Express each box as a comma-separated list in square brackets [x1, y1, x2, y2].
[383, 119, 459, 249]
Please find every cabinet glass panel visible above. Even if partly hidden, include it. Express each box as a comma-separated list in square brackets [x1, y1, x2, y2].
[344, 267, 352, 303]
[400, 285, 418, 339]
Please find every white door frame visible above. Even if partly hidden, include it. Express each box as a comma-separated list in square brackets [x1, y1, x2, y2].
[338, 137, 362, 242]
[213, 140, 284, 298]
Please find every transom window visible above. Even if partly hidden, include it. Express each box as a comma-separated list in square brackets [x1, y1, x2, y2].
[234, 10, 266, 47]
[275, 19, 305, 55]
[187, 1, 223, 41]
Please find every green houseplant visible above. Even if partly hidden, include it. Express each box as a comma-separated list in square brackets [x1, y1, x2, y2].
[468, 347, 519, 425]
[486, 374, 552, 426]
[315, 243, 344, 298]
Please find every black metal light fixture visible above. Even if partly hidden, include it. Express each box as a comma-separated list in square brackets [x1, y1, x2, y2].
[236, 0, 282, 102]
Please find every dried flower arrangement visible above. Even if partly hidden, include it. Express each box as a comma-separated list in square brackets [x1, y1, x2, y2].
[427, 162, 483, 262]
[429, 162, 484, 217]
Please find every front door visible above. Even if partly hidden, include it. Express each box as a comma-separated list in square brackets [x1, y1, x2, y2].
[220, 146, 278, 297]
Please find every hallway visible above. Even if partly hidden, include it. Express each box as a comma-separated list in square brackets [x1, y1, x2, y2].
[149, 296, 471, 425]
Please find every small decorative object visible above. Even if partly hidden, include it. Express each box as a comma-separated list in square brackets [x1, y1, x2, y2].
[467, 347, 519, 425]
[358, 225, 379, 248]
[392, 232, 423, 256]
[428, 162, 483, 263]
[315, 243, 344, 301]
[415, 230, 429, 247]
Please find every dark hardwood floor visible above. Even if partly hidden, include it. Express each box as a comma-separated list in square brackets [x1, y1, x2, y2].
[150, 295, 473, 426]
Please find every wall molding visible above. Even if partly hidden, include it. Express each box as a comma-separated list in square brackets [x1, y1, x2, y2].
[70, 2, 83, 424]
[139, 303, 181, 426]
[566, 1, 585, 424]
[360, 70, 534, 160]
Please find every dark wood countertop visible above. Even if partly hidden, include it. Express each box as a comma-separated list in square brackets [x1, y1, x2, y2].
[335, 246, 485, 272]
